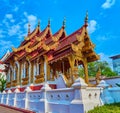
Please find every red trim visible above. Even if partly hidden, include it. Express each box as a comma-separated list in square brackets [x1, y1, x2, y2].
[30, 84, 56, 91]
[11, 88, 16, 92]
[5, 90, 8, 93]
[18, 87, 26, 92]
[30, 85, 43, 91]
[0, 60, 3, 64]
[0, 69, 5, 72]
[49, 84, 56, 89]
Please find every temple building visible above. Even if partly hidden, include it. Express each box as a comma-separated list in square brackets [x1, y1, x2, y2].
[0, 13, 104, 113]
[4, 13, 99, 90]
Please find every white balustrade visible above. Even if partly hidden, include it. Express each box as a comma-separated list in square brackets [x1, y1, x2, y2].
[27, 91, 43, 112]
[1, 93, 8, 104]
[8, 93, 15, 106]
[0, 79, 109, 113]
[46, 88, 74, 113]
[15, 92, 26, 108]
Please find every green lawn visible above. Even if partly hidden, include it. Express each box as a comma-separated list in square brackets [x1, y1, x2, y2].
[88, 103, 120, 113]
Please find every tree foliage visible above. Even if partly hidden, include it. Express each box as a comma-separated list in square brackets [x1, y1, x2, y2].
[0, 73, 6, 92]
[79, 61, 117, 77]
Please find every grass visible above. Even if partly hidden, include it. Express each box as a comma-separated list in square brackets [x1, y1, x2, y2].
[88, 103, 120, 113]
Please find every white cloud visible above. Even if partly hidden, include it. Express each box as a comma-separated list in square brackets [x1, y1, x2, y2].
[5, 14, 13, 19]
[102, 0, 115, 9]
[0, 40, 13, 47]
[28, 15, 37, 23]
[4, 14, 15, 23]
[0, 40, 13, 57]
[10, 19, 15, 23]
[97, 35, 108, 41]
[23, 12, 37, 31]
[88, 20, 97, 34]
[13, 6, 19, 12]
[2, 19, 9, 27]
[99, 52, 113, 69]
[0, 30, 5, 38]
[8, 25, 21, 36]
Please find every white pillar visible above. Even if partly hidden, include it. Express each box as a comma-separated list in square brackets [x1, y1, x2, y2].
[29, 62, 31, 84]
[13, 68, 15, 80]
[44, 60, 47, 82]
[7, 69, 10, 82]
[33, 62, 37, 81]
[22, 62, 25, 78]
[37, 63, 39, 75]
[14, 92, 17, 107]
[44, 58, 48, 113]
[25, 86, 31, 109]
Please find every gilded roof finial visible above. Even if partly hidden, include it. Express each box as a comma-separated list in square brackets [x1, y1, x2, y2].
[63, 17, 66, 28]
[48, 18, 50, 27]
[28, 22, 31, 35]
[84, 10, 88, 26]
[38, 19, 40, 27]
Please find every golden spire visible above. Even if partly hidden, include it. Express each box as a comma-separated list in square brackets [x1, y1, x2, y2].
[62, 17, 66, 29]
[38, 19, 41, 32]
[38, 19, 40, 27]
[28, 22, 31, 35]
[48, 18, 50, 27]
[84, 10, 88, 26]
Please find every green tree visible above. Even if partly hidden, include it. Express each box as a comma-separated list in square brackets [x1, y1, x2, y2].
[0, 73, 6, 92]
[78, 61, 117, 77]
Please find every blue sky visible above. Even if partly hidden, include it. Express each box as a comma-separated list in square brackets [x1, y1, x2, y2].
[0, 0, 119, 66]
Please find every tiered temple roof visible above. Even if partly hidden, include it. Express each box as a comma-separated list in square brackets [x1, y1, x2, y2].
[4, 13, 99, 86]
[4, 18, 99, 64]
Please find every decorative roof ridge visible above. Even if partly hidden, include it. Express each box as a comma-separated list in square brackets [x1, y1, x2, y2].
[3, 51, 14, 63]
[25, 26, 40, 41]
[52, 26, 66, 42]
[0, 50, 10, 62]
[59, 25, 85, 44]
[12, 41, 31, 53]
[24, 25, 52, 53]
[36, 25, 51, 41]
[12, 22, 42, 53]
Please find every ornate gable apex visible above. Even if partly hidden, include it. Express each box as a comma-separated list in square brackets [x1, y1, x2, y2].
[25, 20, 41, 41]
[11, 24, 52, 61]
[24, 24, 67, 61]
[51, 26, 66, 42]
[11, 22, 45, 53]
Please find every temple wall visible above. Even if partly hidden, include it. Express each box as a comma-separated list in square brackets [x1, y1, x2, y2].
[98, 81, 120, 105]
[0, 78, 102, 113]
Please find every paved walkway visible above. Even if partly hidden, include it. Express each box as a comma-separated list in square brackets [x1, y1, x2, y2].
[0, 104, 35, 113]
[0, 106, 22, 113]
